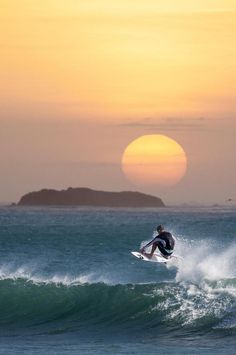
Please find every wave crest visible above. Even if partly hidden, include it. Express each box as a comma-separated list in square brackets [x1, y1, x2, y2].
[173, 237, 236, 283]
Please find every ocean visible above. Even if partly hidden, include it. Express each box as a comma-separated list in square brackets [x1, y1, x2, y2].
[0, 206, 235, 354]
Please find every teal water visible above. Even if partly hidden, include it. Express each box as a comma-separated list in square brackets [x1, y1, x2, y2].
[0, 206, 235, 354]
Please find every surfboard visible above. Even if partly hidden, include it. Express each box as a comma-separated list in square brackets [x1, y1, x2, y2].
[131, 251, 181, 263]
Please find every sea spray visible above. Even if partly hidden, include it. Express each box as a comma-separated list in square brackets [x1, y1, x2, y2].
[174, 237, 236, 283]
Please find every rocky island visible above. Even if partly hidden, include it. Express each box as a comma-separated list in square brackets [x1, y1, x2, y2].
[18, 187, 165, 208]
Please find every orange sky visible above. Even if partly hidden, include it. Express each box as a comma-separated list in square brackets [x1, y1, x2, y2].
[0, 1, 236, 204]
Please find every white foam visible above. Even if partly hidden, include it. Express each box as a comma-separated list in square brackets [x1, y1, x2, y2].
[0, 264, 111, 286]
[174, 237, 236, 284]
[160, 237, 236, 326]
[149, 281, 234, 327]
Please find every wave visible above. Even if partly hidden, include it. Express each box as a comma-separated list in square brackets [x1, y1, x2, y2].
[172, 236, 236, 284]
[0, 234, 235, 336]
[0, 273, 235, 335]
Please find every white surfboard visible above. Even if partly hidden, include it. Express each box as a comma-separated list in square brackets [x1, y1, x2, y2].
[131, 251, 182, 263]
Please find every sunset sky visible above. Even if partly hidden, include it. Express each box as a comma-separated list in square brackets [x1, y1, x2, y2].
[0, 1, 236, 204]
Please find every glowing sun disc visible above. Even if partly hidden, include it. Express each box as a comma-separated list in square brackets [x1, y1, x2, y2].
[122, 135, 187, 187]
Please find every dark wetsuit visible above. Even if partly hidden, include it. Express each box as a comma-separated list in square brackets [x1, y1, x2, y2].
[146, 231, 175, 256]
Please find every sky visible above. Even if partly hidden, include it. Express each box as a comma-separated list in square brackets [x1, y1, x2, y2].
[0, 1, 236, 205]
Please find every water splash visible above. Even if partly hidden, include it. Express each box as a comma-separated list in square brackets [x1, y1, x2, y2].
[174, 237, 236, 284]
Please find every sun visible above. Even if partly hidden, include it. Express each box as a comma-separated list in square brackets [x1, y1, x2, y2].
[122, 135, 187, 187]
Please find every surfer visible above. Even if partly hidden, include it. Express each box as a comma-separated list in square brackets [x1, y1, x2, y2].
[140, 225, 175, 259]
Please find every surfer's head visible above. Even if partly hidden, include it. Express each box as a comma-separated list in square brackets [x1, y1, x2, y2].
[157, 225, 164, 233]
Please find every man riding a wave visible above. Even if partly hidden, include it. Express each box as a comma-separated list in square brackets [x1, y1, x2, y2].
[140, 225, 175, 259]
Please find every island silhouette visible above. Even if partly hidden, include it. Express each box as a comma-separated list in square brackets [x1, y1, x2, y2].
[18, 187, 165, 207]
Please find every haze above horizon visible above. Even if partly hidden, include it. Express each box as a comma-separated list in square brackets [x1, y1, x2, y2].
[0, 1, 235, 205]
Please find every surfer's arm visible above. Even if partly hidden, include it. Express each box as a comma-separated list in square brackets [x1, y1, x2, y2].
[140, 237, 157, 253]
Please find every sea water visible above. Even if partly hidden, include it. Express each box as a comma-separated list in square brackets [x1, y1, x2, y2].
[0, 206, 235, 354]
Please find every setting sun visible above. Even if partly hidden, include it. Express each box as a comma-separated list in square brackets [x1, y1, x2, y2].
[122, 135, 187, 187]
